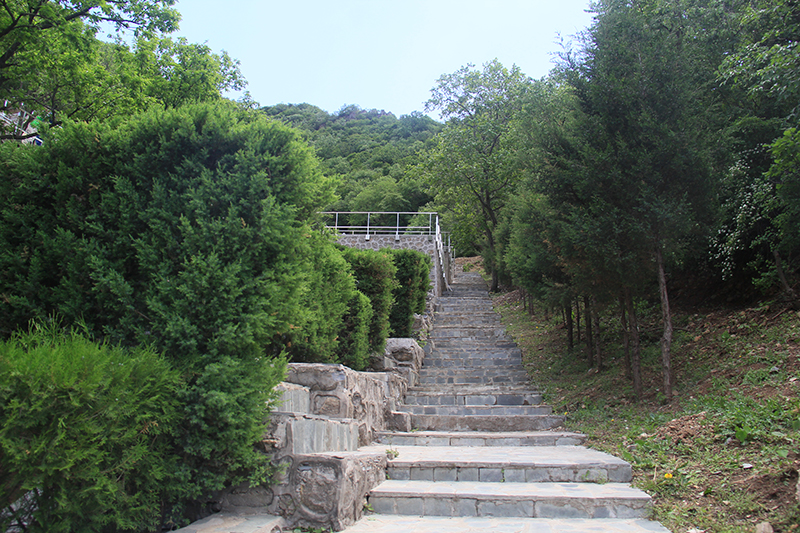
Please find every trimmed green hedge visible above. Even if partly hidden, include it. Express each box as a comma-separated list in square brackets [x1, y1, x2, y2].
[0, 324, 182, 532]
[336, 290, 373, 370]
[339, 247, 397, 355]
[386, 249, 432, 337]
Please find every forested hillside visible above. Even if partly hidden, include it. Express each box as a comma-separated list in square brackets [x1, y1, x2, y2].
[262, 103, 441, 214]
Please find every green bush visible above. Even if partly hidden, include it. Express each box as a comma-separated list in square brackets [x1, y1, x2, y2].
[0, 102, 333, 520]
[285, 235, 356, 364]
[386, 249, 431, 337]
[339, 247, 397, 354]
[336, 290, 373, 370]
[0, 324, 182, 533]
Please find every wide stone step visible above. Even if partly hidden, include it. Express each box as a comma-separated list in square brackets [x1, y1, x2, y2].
[419, 367, 529, 378]
[423, 357, 523, 368]
[435, 302, 495, 311]
[340, 515, 672, 533]
[429, 344, 522, 354]
[362, 445, 632, 484]
[368, 480, 652, 518]
[411, 413, 565, 432]
[404, 390, 542, 406]
[374, 430, 586, 447]
[434, 318, 504, 328]
[417, 374, 530, 386]
[431, 327, 510, 339]
[398, 405, 553, 417]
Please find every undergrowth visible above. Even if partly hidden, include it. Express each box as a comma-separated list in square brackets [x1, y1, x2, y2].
[492, 288, 800, 533]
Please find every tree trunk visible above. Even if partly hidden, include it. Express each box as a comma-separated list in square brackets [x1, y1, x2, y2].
[575, 298, 581, 345]
[619, 295, 632, 380]
[773, 249, 800, 310]
[583, 295, 593, 365]
[624, 287, 643, 399]
[656, 246, 673, 402]
[565, 303, 574, 350]
[592, 295, 602, 371]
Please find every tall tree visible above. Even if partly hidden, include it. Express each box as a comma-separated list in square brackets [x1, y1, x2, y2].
[421, 59, 529, 291]
[552, 0, 730, 399]
[0, 0, 180, 139]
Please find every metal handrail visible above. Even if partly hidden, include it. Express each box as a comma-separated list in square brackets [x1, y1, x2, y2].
[321, 211, 453, 293]
[320, 211, 439, 237]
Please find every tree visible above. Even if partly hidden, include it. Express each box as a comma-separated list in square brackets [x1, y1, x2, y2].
[713, 0, 800, 304]
[537, 0, 731, 400]
[0, 0, 178, 73]
[422, 59, 529, 291]
[133, 35, 245, 109]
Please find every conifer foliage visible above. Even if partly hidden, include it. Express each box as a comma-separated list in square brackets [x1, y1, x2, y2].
[0, 101, 335, 526]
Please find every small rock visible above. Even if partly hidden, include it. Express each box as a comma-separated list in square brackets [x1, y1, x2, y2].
[742, 463, 753, 469]
[755, 522, 773, 533]
[770, 366, 780, 373]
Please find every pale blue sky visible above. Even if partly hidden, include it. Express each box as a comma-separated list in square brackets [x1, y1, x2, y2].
[173, 0, 595, 117]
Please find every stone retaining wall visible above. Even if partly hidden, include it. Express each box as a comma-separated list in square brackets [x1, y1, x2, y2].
[217, 339, 425, 531]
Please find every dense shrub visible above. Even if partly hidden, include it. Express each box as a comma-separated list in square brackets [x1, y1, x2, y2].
[0, 102, 339, 520]
[339, 247, 397, 354]
[386, 249, 432, 337]
[0, 324, 182, 533]
[284, 234, 357, 363]
[336, 290, 373, 370]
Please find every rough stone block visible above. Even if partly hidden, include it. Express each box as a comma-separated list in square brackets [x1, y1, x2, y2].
[257, 451, 386, 531]
[274, 382, 311, 413]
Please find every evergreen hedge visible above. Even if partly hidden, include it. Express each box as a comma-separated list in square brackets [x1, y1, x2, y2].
[0, 324, 182, 532]
[0, 102, 336, 523]
[387, 249, 432, 337]
[339, 247, 397, 355]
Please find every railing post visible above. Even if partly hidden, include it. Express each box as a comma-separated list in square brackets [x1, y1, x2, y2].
[395, 212, 400, 241]
[365, 212, 370, 241]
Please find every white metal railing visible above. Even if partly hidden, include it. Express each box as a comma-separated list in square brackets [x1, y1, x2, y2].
[320, 211, 438, 239]
[321, 211, 453, 292]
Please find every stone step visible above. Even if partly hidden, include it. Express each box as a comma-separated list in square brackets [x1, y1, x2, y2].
[428, 344, 521, 354]
[361, 445, 632, 484]
[434, 318, 504, 327]
[368, 480, 652, 519]
[431, 327, 510, 339]
[419, 367, 529, 377]
[410, 413, 565, 432]
[417, 374, 530, 386]
[340, 515, 672, 533]
[422, 361, 523, 370]
[374, 430, 586, 447]
[398, 405, 553, 417]
[404, 390, 542, 406]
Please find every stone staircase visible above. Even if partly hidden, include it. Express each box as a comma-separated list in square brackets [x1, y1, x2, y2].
[344, 271, 671, 532]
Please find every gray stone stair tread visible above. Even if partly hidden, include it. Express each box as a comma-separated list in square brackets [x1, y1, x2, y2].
[342, 516, 672, 533]
[411, 413, 565, 432]
[398, 405, 552, 416]
[173, 512, 284, 533]
[362, 445, 628, 470]
[370, 479, 651, 501]
[375, 430, 586, 446]
[409, 384, 541, 393]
